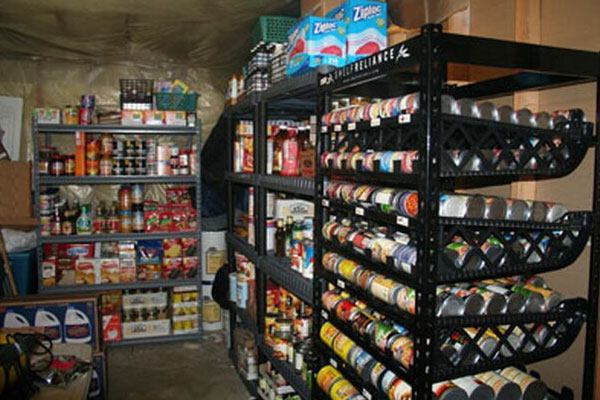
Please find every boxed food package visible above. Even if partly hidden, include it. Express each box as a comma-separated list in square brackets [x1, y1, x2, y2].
[182, 238, 198, 257]
[33, 108, 60, 124]
[121, 110, 144, 125]
[327, 0, 388, 63]
[286, 16, 346, 76]
[143, 110, 165, 125]
[75, 259, 99, 285]
[102, 314, 122, 342]
[274, 198, 315, 220]
[121, 319, 171, 339]
[162, 257, 183, 279]
[165, 111, 187, 126]
[172, 286, 200, 335]
[137, 240, 163, 281]
[75, 131, 86, 176]
[119, 258, 136, 283]
[42, 258, 56, 287]
[182, 257, 198, 278]
[99, 258, 120, 283]
[163, 238, 183, 258]
[57, 257, 76, 286]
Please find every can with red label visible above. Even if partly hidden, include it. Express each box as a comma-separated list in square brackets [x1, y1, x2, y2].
[79, 108, 93, 125]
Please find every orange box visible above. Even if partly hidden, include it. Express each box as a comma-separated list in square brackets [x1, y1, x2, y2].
[75, 131, 86, 176]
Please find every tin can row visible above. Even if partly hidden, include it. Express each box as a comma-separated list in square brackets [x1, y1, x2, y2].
[322, 221, 415, 274]
[321, 151, 418, 174]
[323, 90, 583, 130]
[322, 252, 415, 314]
[326, 182, 418, 218]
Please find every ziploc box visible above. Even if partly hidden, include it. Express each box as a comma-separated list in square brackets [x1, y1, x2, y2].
[286, 16, 346, 77]
[327, 0, 387, 64]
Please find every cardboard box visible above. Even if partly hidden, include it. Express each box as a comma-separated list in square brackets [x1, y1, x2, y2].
[122, 291, 168, 310]
[99, 258, 120, 283]
[0, 161, 37, 230]
[118, 258, 136, 283]
[143, 110, 165, 125]
[33, 108, 60, 124]
[165, 111, 187, 126]
[327, 0, 388, 63]
[0, 296, 100, 351]
[121, 110, 144, 126]
[121, 319, 171, 339]
[274, 199, 315, 220]
[301, 0, 344, 17]
[75, 258, 99, 285]
[286, 16, 347, 76]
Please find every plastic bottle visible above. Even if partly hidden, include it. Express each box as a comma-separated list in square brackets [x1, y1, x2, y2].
[76, 204, 93, 235]
[275, 218, 286, 257]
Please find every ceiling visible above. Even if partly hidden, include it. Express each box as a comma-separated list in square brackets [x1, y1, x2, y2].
[0, 0, 299, 71]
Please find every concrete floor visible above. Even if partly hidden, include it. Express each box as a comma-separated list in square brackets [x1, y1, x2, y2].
[107, 337, 250, 400]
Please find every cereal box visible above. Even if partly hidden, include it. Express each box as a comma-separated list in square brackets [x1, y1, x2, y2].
[327, 0, 387, 63]
[100, 258, 120, 283]
[286, 16, 346, 77]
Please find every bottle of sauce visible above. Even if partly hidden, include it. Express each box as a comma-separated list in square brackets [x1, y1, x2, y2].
[76, 205, 93, 235]
[285, 216, 294, 257]
[275, 219, 286, 257]
[51, 206, 62, 236]
[107, 202, 120, 233]
[281, 127, 299, 176]
[94, 203, 105, 234]
[61, 200, 74, 235]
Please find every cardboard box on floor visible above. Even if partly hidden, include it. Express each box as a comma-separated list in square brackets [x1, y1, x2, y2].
[0, 160, 38, 230]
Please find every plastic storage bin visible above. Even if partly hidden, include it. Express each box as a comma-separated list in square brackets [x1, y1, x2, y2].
[8, 249, 36, 294]
[251, 16, 297, 47]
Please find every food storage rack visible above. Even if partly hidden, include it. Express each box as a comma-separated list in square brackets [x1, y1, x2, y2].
[224, 71, 317, 398]
[32, 121, 203, 346]
[314, 24, 599, 400]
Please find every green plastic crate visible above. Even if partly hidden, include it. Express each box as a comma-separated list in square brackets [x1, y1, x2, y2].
[154, 93, 198, 111]
[251, 16, 297, 47]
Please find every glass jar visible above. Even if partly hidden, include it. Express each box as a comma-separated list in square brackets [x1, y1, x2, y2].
[64, 154, 75, 175]
[39, 147, 56, 175]
[50, 155, 65, 176]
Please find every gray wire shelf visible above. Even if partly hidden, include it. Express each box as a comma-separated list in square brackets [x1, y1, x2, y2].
[106, 332, 202, 347]
[39, 278, 199, 294]
[40, 175, 197, 185]
[259, 255, 313, 305]
[226, 171, 257, 186]
[37, 123, 198, 135]
[40, 231, 200, 243]
[259, 175, 315, 197]
[226, 232, 258, 262]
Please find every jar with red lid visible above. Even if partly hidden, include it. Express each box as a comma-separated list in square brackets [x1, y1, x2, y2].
[39, 147, 56, 175]
[50, 155, 65, 176]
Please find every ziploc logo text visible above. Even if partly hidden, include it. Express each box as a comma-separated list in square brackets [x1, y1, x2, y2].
[352, 5, 383, 22]
[313, 22, 337, 34]
[332, 8, 344, 20]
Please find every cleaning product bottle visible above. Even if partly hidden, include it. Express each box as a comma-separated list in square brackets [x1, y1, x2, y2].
[34, 309, 62, 343]
[64, 307, 92, 344]
[4, 311, 30, 328]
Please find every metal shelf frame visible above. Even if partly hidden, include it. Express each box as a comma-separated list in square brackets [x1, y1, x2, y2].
[32, 119, 203, 345]
[315, 24, 600, 400]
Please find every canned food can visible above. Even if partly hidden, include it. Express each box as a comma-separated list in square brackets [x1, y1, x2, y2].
[442, 94, 457, 114]
[439, 194, 470, 218]
[86, 158, 99, 176]
[505, 199, 530, 221]
[81, 94, 95, 109]
[396, 285, 416, 314]
[369, 362, 386, 390]
[432, 381, 469, 400]
[389, 378, 412, 400]
[467, 286, 507, 315]
[380, 370, 399, 395]
[479, 283, 526, 314]
[474, 372, 522, 400]
[497, 105, 518, 124]
[477, 102, 499, 121]
[335, 299, 360, 322]
[483, 196, 507, 220]
[333, 332, 356, 362]
[399, 93, 419, 114]
[500, 367, 547, 400]
[441, 333, 480, 366]
[456, 98, 480, 118]
[521, 284, 564, 311]
[451, 376, 495, 400]
[534, 112, 553, 129]
[369, 275, 401, 305]
[392, 245, 416, 274]
[513, 285, 546, 312]
[516, 108, 536, 126]
[320, 322, 341, 348]
[436, 288, 466, 317]
[446, 287, 484, 315]
[62, 107, 79, 124]
[362, 152, 375, 172]
[545, 202, 568, 222]
[527, 201, 549, 223]
[79, 108, 93, 125]
[394, 190, 419, 218]
[370, 322, 396, 351]
[356, 185, 378, 206]
[401, 151, 418, 173]
[317, 366, 344, 395]
[356, 269, 375, 290]
[352, 312, 375, 337]
[444, 242, 483, 271]
[372, 188, 396, 213]
[389, 335, 413, 369]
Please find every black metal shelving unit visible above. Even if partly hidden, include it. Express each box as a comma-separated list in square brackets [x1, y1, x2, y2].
[33, 120, 203, 346]
[314, 24, 600, 400]
[225, 72, 318, 400]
